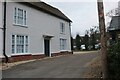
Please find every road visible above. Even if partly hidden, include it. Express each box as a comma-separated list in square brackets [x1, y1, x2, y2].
[2, 51, 99, 78]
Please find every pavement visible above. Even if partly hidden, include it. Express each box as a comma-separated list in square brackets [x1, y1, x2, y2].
[2, 51, 99, 78]
[73, 50, 99, 54]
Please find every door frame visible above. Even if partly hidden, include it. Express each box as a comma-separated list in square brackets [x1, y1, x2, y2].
[43, 35, 54, 57]
[44, 38, 51, 57]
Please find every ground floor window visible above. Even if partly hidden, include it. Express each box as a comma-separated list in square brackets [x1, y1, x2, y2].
[12, 35, 28, 53]
[60, 38, 67, 50]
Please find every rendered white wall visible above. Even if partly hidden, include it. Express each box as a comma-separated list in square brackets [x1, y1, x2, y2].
[0, 2, 3, 57]
[5, 2, 71, 56]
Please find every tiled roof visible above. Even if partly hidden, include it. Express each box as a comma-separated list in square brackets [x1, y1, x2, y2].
[108, 16, 120, 31]
[20, 2, 72, 22]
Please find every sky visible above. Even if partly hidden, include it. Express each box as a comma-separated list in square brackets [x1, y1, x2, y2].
[42, 0, 119, 38]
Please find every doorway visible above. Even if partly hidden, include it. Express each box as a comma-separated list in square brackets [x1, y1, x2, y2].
[44, 39, 50, 57]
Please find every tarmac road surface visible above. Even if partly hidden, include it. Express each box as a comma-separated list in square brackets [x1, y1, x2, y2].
[2, 51, 99, 78]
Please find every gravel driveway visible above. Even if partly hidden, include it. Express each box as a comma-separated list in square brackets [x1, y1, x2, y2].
[2, 51, 99, 78]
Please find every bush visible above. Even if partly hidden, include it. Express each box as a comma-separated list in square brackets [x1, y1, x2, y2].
[107, 41, 120, 78]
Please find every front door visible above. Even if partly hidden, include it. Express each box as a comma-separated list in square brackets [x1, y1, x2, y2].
[44, 39, 50, 57]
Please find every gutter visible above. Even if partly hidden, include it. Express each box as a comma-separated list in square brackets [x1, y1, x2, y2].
[3, 1, 8, 63]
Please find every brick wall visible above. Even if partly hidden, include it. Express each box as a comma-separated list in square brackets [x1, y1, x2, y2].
[51, 51, 73, 57]
[2, 51, 73, 63]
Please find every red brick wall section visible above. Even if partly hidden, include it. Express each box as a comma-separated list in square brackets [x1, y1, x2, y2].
[10, 54, 32, 62]
[32, 54, 45, 59]
[51, 51, 73, 57]
[2, 51, 73, 63]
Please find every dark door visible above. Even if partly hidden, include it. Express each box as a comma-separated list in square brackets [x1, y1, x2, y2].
[44, 39, 50, 57]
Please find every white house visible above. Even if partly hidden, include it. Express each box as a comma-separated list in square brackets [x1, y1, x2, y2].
[0, 1, 72, 62]
[0, 1, 3, 58]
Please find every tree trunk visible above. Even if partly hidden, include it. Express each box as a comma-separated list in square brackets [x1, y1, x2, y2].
[97, 0, 108, 78]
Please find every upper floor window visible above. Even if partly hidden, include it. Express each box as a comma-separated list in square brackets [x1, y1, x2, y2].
[14, 7, 27, 26]
[60, 22, 65, 34]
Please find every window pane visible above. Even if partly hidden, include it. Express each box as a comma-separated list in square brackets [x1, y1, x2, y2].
[24, 11, 27, 25]
[12, 45, 15, 53]
[25, 45, 28, 53]
[21, 46, 23, 53]
[16, 8, 23, 25]
[12, 35, 15, 44]
[60, 39, 67, 50]
[14, 8, 17, 24]
[16, 35, 23, 53]
[26, 36, 28, 44]
[16, 35, 19, 53]
[22, 36, 24, 44]
[60, 23, 65, 33]
[25, 36, 28, 53]
[18, 9, 23, 25]
[12, 35, 15, 53]
[14, 7, 27, 26]
[13, 35, 28, 53]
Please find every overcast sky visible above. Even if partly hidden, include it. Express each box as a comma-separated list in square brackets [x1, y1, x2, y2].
[42, 0, 119, 38]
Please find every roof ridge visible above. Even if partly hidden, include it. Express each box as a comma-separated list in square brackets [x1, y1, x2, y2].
[26, 2, 72, 22]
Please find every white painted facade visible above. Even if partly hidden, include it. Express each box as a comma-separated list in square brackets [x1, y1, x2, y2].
[2, 2, 71, 58]
[0, 1, 3, 57]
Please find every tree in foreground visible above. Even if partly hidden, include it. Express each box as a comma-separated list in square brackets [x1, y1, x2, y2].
[97, 0, 108, 78]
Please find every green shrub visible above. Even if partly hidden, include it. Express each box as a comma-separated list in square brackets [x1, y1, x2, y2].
[107, 41, 120, 78]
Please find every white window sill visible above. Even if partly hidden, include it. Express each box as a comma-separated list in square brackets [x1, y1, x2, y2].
[0, 56, 5, 58]
[13, 24, 28, 28]
[11, 53, 31, 56]
[32, 53, 44, 55]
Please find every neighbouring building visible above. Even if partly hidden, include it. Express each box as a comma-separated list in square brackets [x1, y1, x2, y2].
[108, 16, 120, 41]
[0, 0, 72, 62]
[107, 1, 120, 43]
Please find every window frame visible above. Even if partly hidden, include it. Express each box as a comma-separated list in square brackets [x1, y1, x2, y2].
[13, 7, 27, 27]
[60, 22, 65, 34]
[60, 38, 67, 51]
[12, 35, 29, 54]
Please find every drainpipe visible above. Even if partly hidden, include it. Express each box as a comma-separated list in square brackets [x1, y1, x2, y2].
[69, 22, 73, 54]
[3, 1, 8, 63]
